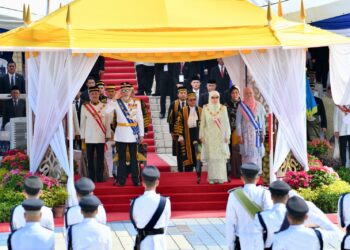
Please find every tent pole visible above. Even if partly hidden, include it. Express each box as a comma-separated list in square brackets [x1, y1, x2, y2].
[25, 53, 33, 157]
[269, 113, 274, 183]
[68, 103, 74, 181]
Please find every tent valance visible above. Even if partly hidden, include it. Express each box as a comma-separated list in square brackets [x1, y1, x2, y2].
[0, 0, 348, 62]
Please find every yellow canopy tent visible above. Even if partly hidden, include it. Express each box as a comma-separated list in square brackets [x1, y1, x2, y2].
[0, 0, 348, 62]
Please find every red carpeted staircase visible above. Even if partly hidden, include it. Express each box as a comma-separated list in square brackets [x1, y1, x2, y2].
[94, 172, 243, 214]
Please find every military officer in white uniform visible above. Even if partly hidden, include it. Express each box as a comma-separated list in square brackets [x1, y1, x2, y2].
[10, 175, 54, 232]
[80, 86, 111, 182]
[273, 196, 340, 250]
[339, 192, 350, 250]
[64, 177, 106, 230]
[66, 195, 112, 250]
[253, 180, 291, 250]
[105, 85, 117, 177]
[105, 82, 144, 186]
[130, 166, 171, 250]
[8, 199, 55, 250]
[225, 163, 273, 250]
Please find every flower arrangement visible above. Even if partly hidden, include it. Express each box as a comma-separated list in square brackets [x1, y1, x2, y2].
[307, 166, 337, 189]
[2, 169, 28, 191]
[284, 171, 312, 189]
[3, 149, 26, 156]
[308, 154, 324, 168]
[307, 139, 332, 156]
[1, 151, 29, 171]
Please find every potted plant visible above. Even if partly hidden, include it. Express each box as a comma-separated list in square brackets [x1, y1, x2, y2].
[41, 187, 68, 218]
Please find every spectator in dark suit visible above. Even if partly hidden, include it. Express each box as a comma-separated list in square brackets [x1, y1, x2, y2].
[2, 86, 26, 129]
[209, 58, 231, 95]
[189, 75, 205, 107]
[198, 79, 217, 107]
[0, 62, 25, 94]
[159, 63, 180, 118]
[74, 91, 83, 125]
[135, 62, 155, 96]
[81, 56, 105, 92]
[182, 62, 201, 90]
[201, 59, 218, 85]
[80, 76, 96, 102]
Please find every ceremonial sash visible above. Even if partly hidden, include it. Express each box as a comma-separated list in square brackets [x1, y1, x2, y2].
[233, 188, 261, 219]
[239, 102, 263, 148]
[117, 99, 140, 143]
[84, 103, 107, 135]
[84, 103, 108, 151]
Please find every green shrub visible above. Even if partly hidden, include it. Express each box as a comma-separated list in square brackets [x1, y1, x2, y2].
[298, 180, 350, 213]
[41, 187, 68, 208]
[307, 168, 336, 189]
[335, 167, 350, 184]
[0, 188, 25, 222]
[0, 168, 9, 183]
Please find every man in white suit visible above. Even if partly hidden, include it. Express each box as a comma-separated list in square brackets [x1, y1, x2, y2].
[106, 82, 144, 187]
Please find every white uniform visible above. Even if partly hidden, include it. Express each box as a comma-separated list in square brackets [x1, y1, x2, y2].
[339, 193, 350, 250]
[253, 203, 286, 249]
[105, 98, 144, 142]
[272, 224, 338, 250]
[10, 205, 54, 231]
[339, 192, 350, 228]
[105, 98, 116, 177]
[8, 222, 55, 250]
[67, 218, 112, 250]
[132, 191, 171, 250]
[334, 106, 350, 136]
[80, 102, 111, 143]
[64, 204, 107, 229]
[225, 184, 273, 250]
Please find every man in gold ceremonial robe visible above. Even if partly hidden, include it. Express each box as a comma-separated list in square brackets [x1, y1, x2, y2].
[175, 91, 202, 172]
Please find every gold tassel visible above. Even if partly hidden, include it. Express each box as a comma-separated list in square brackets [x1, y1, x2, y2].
[23, 4, 27, 22]
[278, 0, 283, 17]
[267, 1, 272, 25]
[300, 0, 306, 23]
[66, 5, 71, 26]
[26, 5, 32, 25]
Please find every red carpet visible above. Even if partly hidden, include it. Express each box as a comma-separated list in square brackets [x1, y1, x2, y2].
[146, 153, 171, 172]
[94, 172, 245, 213]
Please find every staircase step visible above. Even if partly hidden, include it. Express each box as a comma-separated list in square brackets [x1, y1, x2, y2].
[105, 60, 134, 67]
[148, 146, 155, 152]
[145, 132, 154, 138]
[143, 139, 154, 146]
[104, 67, 135, 73]
[99, 192, 228, 204]
[102, 79, 137, 85]
[103, 73, 136, 79]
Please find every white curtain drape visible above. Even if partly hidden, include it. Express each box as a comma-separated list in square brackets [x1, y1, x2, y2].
[223, 55, 246, 92]
[329, 44, 350, 105]
[237, 48, 307, 181]
[27, 51, 98, 205]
